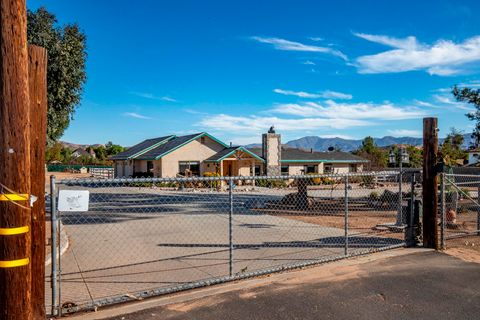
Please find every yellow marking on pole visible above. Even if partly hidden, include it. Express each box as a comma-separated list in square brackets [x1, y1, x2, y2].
[0, 194, 29, 201]
[0, 258, 30, 268]
[0, 226, 29, 235]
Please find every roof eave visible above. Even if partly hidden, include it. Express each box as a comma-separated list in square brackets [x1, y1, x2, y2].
[153, 132, 229, 160]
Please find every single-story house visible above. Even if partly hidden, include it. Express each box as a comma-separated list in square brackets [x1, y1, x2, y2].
[109, 128, 367, 178]
[71, 148, 91, 159]
[467, 149, 480, 166]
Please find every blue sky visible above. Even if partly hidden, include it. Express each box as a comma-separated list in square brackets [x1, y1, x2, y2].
[28, 0, 480, 146]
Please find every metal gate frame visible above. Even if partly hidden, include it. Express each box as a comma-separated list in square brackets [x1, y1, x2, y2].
[48, 172, 410, 316]
[440, 173, 480, 248]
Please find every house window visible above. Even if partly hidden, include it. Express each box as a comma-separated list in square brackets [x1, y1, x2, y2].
[349, 164, 357, 173]
[324, 164, 333, 173]
[147, 161, 154, 173]
[179, 161, 200, 176]
[200, 136, 206, 144]
[252, 165, 261, 176]
[281, 165, 289, 176]
[304, 165, 317, 174]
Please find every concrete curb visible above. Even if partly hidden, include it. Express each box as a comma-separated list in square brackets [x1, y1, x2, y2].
[45, 220, 69, 266]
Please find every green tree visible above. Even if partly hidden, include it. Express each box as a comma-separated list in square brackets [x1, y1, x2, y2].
[27, 7, 87, 145]
[405, 145, 422, 168]
[388, 145, 422, 168]
[45, 142, 63, 163]
[354, 137, 387, 169]
[440, 127, 467, 166]
[453, 85, 480, 147]
[93, 145, 107, 161]
[105, 141, 125, 156]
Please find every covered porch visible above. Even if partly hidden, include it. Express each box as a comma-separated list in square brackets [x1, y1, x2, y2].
[204, 147, 265, 184]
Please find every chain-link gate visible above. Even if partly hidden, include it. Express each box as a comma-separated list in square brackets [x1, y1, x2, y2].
[440, 173, 480, 248]
[47, 171, 415, 316]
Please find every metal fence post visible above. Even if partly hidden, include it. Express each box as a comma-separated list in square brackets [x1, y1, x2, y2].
[344, 175, 349, 256]
[228, 178, 234, 276]
[477, 183, 480, 236]
[406, 172, 416, 246]
[440, 173, 446, 249]
[397, 170, 403, 226]
[50, 175, 58, 316]
[410, 172, 416, 226]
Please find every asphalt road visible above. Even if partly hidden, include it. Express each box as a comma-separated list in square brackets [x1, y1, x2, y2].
[101, 251, 480, 320]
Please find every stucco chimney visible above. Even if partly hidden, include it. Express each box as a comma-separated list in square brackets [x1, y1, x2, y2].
[262, 126, 281, 176]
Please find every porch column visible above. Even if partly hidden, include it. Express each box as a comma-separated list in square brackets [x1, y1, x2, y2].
[251, 160, 255, 186]
[219, 161, 225, 189]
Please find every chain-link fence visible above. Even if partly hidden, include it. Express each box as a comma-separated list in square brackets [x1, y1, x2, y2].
[47, 171, 416, 315]
[441, 173, 480, 248]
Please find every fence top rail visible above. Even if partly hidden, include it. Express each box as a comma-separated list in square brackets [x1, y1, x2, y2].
[445, 173, 480, 178]
[54, 170, 407, 185]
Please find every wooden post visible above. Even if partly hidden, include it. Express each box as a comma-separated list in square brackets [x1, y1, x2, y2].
[0, 0, 32, 319]
[28, 44, 47, 320]
[422, 117, 439, 249]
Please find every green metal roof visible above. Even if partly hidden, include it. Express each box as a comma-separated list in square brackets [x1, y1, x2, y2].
[205, 147, 265, 163]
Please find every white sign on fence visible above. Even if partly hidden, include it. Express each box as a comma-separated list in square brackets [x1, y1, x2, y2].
[58, 190, 90, 212]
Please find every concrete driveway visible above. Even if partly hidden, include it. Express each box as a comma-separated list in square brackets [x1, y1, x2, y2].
[75, 249, 480, 320]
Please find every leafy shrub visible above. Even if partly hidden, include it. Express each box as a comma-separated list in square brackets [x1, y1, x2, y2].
[361, 175, 375, 187]
[256, 179, 287, 188]
[128, 181, 178, 188]
[306, 173, 321, 185]
[203, 172, 221, 188]
[368, 191, 380, 200]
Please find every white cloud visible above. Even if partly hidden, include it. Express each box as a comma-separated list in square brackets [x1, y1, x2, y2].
[123, 112, 152, 120]
[458, 80, 480, 88]
[388, 129, 422, 137]
[130, 91, 177, 102]
[273, 89, 321, 98]
[273, 88, 352, 100]
[414, 99, 447, 110]
[433, 94, 457, 105]
[303, 60, 316, 65]
[413, 100, 434, 107]
[183, 109, 208, 115]
[433, 94, 474, 110]
[251, 36, 348, 60]
[320, 90, 353, 100]
[229, 136, 261, 146]
[309, 37, 324, 42]
[160, 96, 178, 102]
[354, 32, 420, 50]
[199, 114, 369, 133]
[354, 33, 480, 75]
[272, 100, 424, 120]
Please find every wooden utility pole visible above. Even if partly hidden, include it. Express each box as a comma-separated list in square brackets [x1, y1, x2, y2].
[0, 0, 32, 319]
[422, 117, 439, 249]
[28, 44, 48, 320]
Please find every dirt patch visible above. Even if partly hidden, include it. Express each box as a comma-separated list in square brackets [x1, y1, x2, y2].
[45, 172, 91, 191]
[278, 212, 405, 240]
[445, 235, 480, 264]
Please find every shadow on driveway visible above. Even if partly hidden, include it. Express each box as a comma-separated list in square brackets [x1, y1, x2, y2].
[104, 251, 480, 320]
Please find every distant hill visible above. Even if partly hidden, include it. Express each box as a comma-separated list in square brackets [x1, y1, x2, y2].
[246, 134, 473, 152]
[59, 141, 103, 150]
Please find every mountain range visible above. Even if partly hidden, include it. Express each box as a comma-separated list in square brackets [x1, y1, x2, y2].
[247, 134, 473, 152]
